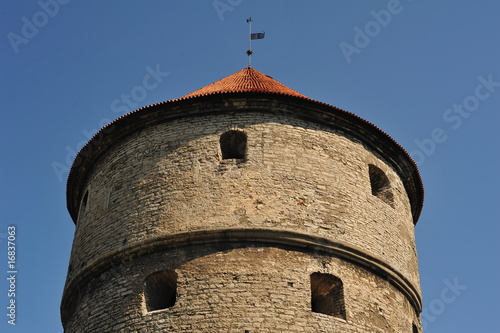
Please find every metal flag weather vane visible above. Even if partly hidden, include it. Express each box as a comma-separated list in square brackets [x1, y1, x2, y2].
[246, 17, 265, 68]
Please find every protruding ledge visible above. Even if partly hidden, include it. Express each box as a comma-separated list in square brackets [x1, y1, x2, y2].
[61, 228, 422, 324]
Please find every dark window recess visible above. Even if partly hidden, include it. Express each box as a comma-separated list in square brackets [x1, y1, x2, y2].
[310, 272, 346, 320]
[220, 130, 247, 160]
[368, 164, 394, 207]
[412, 323, 418, 333]
[144, 270, 177, 311]
[77, 190, 89, 223]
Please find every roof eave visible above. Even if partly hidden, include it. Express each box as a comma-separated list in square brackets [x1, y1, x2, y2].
[66, 91, 423, 225]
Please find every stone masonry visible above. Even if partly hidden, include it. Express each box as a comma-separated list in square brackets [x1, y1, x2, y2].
[61, 68, 424, 332]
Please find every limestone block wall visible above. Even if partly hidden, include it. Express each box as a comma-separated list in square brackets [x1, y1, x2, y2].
[62, 100, 422, 332]
[67, 112, 418, 283]
[64, 245, 421, 333]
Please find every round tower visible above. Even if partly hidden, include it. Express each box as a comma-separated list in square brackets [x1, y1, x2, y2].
[61, 68, 424, 332]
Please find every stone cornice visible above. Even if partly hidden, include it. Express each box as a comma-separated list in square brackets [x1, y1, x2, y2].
[61, 229, 422, 325]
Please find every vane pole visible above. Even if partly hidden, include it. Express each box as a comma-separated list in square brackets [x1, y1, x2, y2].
[246, 17, 253, 68]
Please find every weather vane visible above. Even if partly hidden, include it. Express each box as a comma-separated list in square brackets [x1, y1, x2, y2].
[246, 17, 265, 68]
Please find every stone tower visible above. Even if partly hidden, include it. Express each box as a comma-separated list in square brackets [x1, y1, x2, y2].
[61, 68, 424, 332]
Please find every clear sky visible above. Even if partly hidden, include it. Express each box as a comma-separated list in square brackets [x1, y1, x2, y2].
[1, 1, 499, 332]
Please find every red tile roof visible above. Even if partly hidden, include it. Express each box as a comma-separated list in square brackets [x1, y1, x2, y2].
[180, 67, 309, 99]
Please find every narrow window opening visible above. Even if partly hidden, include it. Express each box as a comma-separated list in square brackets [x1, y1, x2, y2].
[220, 130, 247, 160]
[310, 272, 346, 320]
[144, 270, 177, 311]
[368, 164, 394, 207]
[412, 323, 418, 333]
[77, 190, 89, 223]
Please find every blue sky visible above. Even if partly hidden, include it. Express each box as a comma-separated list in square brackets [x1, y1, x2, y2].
[1, 1, 499, 332]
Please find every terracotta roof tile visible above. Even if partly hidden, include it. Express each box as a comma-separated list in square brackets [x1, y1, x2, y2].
[180, 67, 308, 99]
